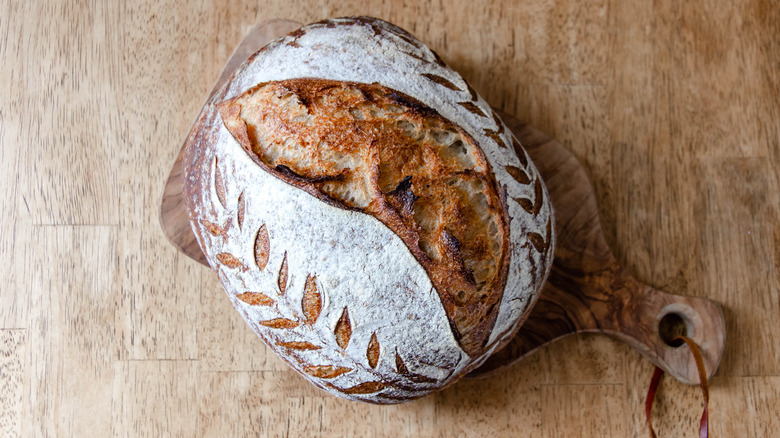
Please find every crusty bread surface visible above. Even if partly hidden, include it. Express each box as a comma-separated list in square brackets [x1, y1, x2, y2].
[219, 79, 510, 356]
[182, 16, 554, 403]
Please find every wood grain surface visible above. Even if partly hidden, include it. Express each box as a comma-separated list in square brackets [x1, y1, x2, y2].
[1, 1, 778, 437]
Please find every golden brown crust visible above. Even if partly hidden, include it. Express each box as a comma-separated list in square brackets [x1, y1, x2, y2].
[218, 78, 511, 357]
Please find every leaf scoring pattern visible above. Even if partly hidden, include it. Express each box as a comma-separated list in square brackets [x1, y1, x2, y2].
[302, 275, 322, 325]
[429, 49, 447, 67]
[258, 318, 300, 329]
[254, 224, 270, 270]
[530, 178, 544, 213]
[387, 27, 423, 49]
[511, 136, 529, 168]
[491, 111, 505, 134]
[236, 292, 275, 306]
[513, 196, 534, 214]
[395, 352, 437, 383]
[467, 83, 478, 101]
[512, 178, 544, 215]
[334, 307, 352, 349]
[528, 217, 552, 253]
[367, 332, 380, 369]
[200, 219, 227, 236]
[406, 373, 438, 384]
[303, 365, 352, 379]
[421, 73, 461, 91]
[505, 165, 531, 185]
[214, 158, 227, 208]
[395, 352, 409, 374]
[528, 232, 545, 252]
[277, 341, 321, 350]
[278, 252, 288, 294]
[403, 50, 433, 66]
[458, 101, 488, 118]
[483, 128, 508, 149]
[330, 381, 388, 395]
[237, 192, 246, 229]
[216, 253, 246, 270]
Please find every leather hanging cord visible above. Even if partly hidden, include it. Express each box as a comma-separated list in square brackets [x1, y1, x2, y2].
[645, 336, 710, 438]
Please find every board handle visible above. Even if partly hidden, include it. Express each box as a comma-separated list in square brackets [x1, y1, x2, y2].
[607, 270, 726, 384]
[472, 250, 726, 384]
[541, 256, 726, 384]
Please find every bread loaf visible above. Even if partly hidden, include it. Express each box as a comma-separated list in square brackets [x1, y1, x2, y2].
[183, 16, 554, 403]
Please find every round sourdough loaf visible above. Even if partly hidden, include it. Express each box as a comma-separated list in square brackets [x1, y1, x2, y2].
[182, 17, 554, 403]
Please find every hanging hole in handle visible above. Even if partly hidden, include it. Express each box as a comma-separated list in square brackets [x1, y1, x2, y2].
[658, 312, 688, 347]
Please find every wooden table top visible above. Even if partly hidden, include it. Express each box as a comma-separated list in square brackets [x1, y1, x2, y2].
[1, 1, 778, 437]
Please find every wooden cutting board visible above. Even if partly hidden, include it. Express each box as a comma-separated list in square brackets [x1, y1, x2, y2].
[159, 19, 726, 385]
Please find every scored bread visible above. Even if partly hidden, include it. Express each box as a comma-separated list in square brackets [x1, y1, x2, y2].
[183, 16, 554, 403]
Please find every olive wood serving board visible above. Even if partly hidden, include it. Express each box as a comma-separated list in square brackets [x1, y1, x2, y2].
[159, 19, 726, 385]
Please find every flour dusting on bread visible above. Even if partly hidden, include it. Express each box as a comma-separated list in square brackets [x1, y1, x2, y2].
[182, 16, 554, 404]
[220, 79, 510, 356]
